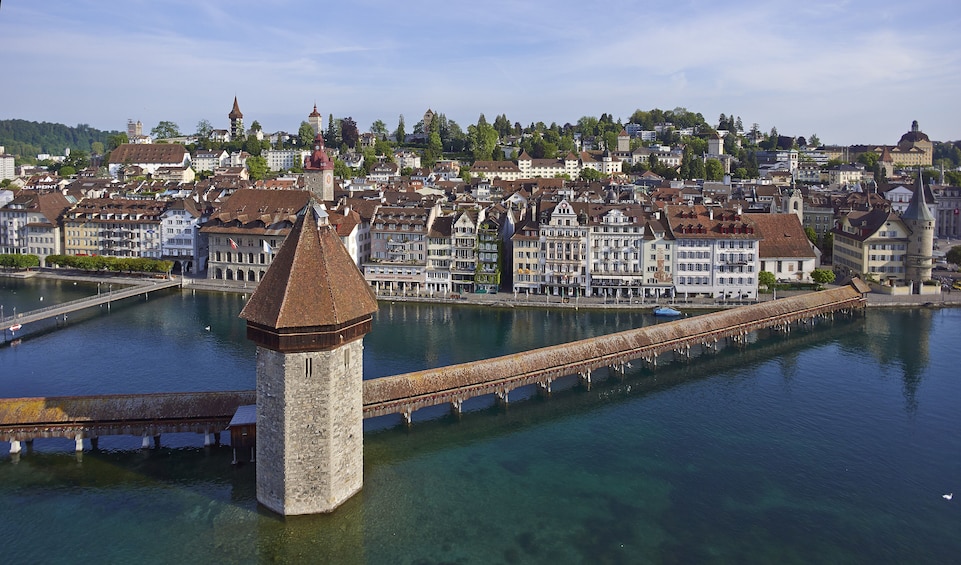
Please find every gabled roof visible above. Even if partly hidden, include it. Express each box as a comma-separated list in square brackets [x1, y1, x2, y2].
[749, 213, 816, 259]
[109, 143, 188, 165]
[239, 206, 377, 330]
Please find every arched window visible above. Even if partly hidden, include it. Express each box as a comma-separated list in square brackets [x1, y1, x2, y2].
[215, 267, 223, 279]
[237, 270, 245, 281]
[226, 269, 234, 280]
[248, 269, 255, 281]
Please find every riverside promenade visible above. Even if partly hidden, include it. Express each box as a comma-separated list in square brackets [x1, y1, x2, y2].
[18, 268, 961, 311]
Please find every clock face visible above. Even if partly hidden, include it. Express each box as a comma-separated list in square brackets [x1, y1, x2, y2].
[325, 171, 333, 184]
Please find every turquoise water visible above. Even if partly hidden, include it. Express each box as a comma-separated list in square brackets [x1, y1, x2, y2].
[1, 278, 960, 563]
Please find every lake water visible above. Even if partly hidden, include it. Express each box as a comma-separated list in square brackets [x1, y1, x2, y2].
[1, 277, 960, 564]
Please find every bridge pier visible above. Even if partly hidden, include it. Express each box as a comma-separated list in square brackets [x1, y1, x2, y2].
[204, 432, 214, 446]
[153, 435, 161, 449]
[537, 379, 553, 397]
[450, 398, 464, 416]
[90, 437, 99, 451]
[9, 440, 21, 455]
[495, 389, 510, 408]
[579, 370, 592, 391]
[141, 434, 150, 449]
[402, 409, 413, 427]
[74, 434, 84, 452]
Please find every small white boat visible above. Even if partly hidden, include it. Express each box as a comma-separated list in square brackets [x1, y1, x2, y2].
[653, 306, 682, 317]
[9, 324, 22, 332]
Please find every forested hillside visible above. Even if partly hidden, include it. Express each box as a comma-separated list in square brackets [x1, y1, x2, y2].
[0, 119, 118, 158]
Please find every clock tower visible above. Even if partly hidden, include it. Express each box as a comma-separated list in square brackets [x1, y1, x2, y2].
[304, 133, 335, 202]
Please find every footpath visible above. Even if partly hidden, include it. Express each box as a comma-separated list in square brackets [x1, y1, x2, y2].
[12, 269, 961, 311]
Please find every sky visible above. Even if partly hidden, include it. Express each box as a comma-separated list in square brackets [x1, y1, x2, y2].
[2, 0, 960, 146]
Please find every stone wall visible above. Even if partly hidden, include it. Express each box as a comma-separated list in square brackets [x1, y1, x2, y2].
[256, 339, 365, 515]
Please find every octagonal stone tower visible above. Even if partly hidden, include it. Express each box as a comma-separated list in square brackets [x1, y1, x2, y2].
[239, 203, 378, 515]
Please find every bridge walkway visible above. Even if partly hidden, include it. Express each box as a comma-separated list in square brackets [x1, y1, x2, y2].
[1, 279, 181, 332]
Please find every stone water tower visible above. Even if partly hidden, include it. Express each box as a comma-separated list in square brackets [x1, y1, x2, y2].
[239, 203, 378, 515]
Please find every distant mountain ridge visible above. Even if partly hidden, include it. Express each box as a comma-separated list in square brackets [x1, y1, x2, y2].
[0, 119, 119, 157]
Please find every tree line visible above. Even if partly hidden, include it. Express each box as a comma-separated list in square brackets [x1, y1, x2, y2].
[0, 120, 117, 160]
[45, 254, 173, 274]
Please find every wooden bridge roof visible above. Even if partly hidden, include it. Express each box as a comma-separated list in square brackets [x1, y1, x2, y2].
[0, 391, 255, 428]
[363, 284, 865, 407]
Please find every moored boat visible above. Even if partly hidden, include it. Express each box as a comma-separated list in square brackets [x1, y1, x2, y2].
[653, 306, 682, 317]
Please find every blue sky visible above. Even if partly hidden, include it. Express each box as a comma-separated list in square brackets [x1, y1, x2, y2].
[2, 0, 959, 145]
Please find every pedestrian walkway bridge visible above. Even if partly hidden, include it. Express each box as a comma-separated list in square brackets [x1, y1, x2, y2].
[1, 279, 181, 334]
[0, 281, 868, 451]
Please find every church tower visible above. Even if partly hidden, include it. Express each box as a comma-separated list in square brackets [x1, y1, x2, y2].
[239, 204, 378, 515]
[229, 96, 245, 141]
[303, 133, 335, 202]
[308, 104, 323, 136]
[902, 169, 935, 291]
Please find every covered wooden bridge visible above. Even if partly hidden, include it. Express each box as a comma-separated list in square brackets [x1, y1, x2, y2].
[0, 281, 867, 451]
[362, 280, 869, 423]
[0, 390, 255, 452]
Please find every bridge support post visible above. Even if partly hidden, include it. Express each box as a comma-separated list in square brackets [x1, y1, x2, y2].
[9, 440, 21, 455]
[402, 409, 413, 427]
[495, 389, 510, 408]
[90, 437, 99, 451]
[537, 379, 553, 397]
[204, 432, 214, 447]
[153, 435, 161, 449]
[579, 370, 592, 391]
[74, 434, 84, 452]
[141, 434, 150, 449]
[450, 399, 463, 416]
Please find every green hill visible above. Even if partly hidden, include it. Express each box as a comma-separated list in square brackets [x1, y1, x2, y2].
[0, 119, 119, 158]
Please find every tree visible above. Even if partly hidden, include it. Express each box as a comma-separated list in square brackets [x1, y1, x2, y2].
[758, 271, 776, 288]
[107, 133, 129, 151]
[946, 245, 961, 266]
[705, 158, 724, 181]
[395, 114, 406, 143]
[298, 121, 315, 147]
[341, 117, 359, 149]
[246, 155, 268, 180]
[804, 226, 818, 245]
[811, 268, 836, 286]
[808, 133, 821, 148]
[370, 119, 388, 138]
[579, 167, 603, 181]
[196, 119, 213, 139]
[91, 141, 104, 155]
[59, 166, 76, 177]
[151, 121, 181, 139]
[243, 137, 262, 157]
[467, 119, 498, 162]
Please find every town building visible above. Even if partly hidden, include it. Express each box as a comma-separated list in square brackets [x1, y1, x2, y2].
[0, 147, 15, 180]
[751, 213, 819, 283]
[665, 204, 760, 301]
[200, 188, 312, 282]
[62, 198, 166, 259]
[107, 144, 191, 179]
[0, 191, 74, 262]
[160, 198, 209, 274]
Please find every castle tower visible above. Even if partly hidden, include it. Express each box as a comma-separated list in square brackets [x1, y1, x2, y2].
[303, 133, 335, 202]
[239, 204, 378, 515]
[229, 96, 245, 141]
[308, 104, 323, 136]
[902, 169, 935, 291]
[707, 130, 723, 156]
